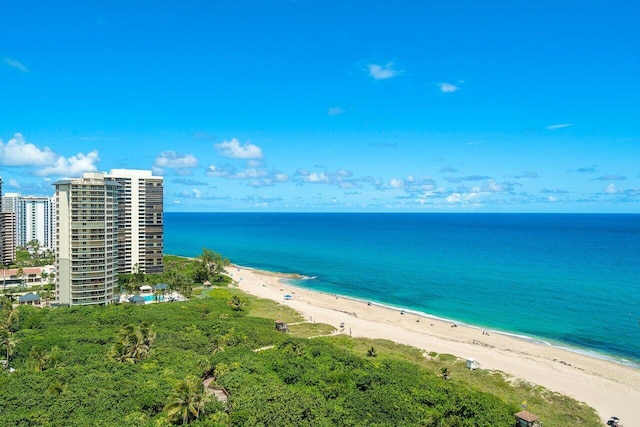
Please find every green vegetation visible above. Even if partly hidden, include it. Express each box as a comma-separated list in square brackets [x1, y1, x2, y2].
[0, 285, 601, 426]
[11, 240, 55, 268]
[118, 252, 233, 299]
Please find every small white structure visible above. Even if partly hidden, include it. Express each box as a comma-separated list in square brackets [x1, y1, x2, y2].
[466, 358, 480, 370]
[139, 285, 153, 294]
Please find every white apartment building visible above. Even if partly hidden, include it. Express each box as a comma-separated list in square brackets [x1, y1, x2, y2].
[106, 169, 164, 275]
[54, 172, 120, 306]
[14, 195, 55, 250]
[3, 193, 55, 254]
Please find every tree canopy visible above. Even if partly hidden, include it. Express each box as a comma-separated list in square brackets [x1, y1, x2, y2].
[0, 287, 601, 426]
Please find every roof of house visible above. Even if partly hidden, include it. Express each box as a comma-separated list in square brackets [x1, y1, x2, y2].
[514, 411, 539, 422]
[128, 295, 146, 302]
[4, 267, 47, 276]
[19, 292, 41, 302]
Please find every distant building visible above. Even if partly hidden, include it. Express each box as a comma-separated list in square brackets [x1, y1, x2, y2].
[1, 266, 54, 288]
[1, 192, 19, 256]
[54, 172, 121, 306]
[18, 196, 55, 251]
[10, 195, 55, 251]
[1, 191, 19, 213]
[106, 169, 164, 275]
[0, 211, 16, 266]
[19, 292, 41, 306]
[0, 178, 16, 265]
[2, 191, 55, 260]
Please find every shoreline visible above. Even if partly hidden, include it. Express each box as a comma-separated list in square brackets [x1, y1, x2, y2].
[281, 277, 640, 370]
[227, 263, 640, 425]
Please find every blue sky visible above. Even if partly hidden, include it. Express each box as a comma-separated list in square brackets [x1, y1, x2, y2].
[1, 1, 639, 212]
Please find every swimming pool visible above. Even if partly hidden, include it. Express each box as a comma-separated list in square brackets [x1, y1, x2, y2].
[142, 294, 164, 303]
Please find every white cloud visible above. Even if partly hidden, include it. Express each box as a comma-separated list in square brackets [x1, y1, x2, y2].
[36, 151, 100, 176]
[273, 173, 289, 182]
[482, 180, 505, 193]
[207, 163, 289, 188]
[234, 168, 268, 180]
[3, 57, 28, 72]
[301, 172, 330, 183]
[207, 165, 266, 180]
[439, 82, 459, 93]
[206, 164, 236, 178]
[546, 123, 573, 130]
[0, 133, 57, 166]
[368, 62, 400, 80]
[328, 107, 345, 116]
[246, 159, 263, 168]
[295, 169, 359, 188]
[8, 179, 20, 188]
[154, 151, 198, 169]
[0, 133, 100, 177]
[446, 192, 479, 204]
[215, 138, 263, 159]
[389, 178, 404, 189]
[604, 183, 624, 194]
[176, 189, 203, 199]
[381, 175, 435, 194]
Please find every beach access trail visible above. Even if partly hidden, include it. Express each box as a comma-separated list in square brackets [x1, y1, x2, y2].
[228, 265, 640, 426]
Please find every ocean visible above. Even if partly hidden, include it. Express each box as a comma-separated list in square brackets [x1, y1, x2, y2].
[164, 213, 640, 366]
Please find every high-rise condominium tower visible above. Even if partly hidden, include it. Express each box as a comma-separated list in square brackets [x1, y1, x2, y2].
[54, 172, 120, 305]
[106, 169, 164, 275]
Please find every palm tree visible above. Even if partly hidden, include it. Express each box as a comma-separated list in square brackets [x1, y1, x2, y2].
[0, 330, 17, 368]
[199, 249, 214, 281]
[3, 307, 19, 333]
[30, 346, 50, 372]
[108, 342, 134, 364]
[165, 268, 193, 298]
[131, 324, 156, 361]
[15, 268, 25, 288]
[209, 336, 225, 355]
[27, 239, 41, 256]
[164, 375, 210, 425]
[38, 289, 54, 307]
[109, 324, 156, 363]
[228, 296, 245, 311]
[0, 296, 10, 309]
[198, 248, 230, 284]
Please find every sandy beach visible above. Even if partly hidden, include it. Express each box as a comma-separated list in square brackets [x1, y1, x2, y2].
[228, 265, 640, 426]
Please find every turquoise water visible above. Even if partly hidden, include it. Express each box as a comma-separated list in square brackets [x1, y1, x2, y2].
[142, 295, 164, 303]
[164, 213, 640, 366]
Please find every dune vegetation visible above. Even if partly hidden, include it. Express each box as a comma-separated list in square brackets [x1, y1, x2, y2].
[0, 272, 600, 426]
